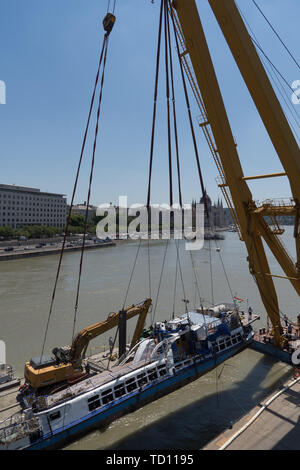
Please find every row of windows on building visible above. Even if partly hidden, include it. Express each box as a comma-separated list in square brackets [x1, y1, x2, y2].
[0, 202, 65, 207]
[1, 210, 65, 215]
[0, 194, 65, 202]
[1, 219, 65, 223]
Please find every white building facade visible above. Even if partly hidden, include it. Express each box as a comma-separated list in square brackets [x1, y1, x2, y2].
[0, 184, 67, 229]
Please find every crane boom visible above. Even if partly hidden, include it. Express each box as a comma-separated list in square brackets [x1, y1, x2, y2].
[207, 0, 300, 281]
[209, 0, 300, 200]
[171, 0, 300, 346]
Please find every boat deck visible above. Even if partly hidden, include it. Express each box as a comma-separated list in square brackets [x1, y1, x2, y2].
[45, 355, 153, 409]
[253, 324, 300, 353]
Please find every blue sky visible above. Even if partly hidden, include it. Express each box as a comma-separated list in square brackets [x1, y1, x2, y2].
[0, 0, 299, 207]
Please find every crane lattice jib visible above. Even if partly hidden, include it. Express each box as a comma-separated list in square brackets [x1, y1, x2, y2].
[171, 0, 300, 346]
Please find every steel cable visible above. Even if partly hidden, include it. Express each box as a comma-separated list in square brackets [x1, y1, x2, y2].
[40, 33, 108, 360]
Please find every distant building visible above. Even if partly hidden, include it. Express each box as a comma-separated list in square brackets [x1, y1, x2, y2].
[71, 202, 97, 223]
[0, 184, 67, 229]
[195, 191, 229, 228]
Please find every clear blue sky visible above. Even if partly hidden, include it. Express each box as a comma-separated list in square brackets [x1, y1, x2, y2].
[0, 0, 299, 207]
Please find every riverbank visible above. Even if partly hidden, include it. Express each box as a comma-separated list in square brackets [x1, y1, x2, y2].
[0, 241, 116, 261]
[203, 375, 300, 450]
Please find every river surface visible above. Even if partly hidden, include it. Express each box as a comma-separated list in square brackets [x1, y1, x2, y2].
[0, 227, 298, 449]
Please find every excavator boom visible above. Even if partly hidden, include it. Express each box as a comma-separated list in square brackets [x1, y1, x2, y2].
[70, 298, 152, 361]
[24, 298, 152, 389]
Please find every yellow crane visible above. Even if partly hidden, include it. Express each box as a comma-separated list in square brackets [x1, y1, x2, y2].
[24, 298, 152, 389]
[171, 0, 300, 347]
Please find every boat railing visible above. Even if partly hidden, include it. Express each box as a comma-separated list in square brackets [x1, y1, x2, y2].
[205, 319, 222, 333]
[150, 339, 171, 361]
[259, 197, 293, 207]
[0, 412, 42, 446]
[0, 364, 15, 382]
[41, 382, 76, 410]
[118, 339, 145, 366]
[0, 412, 25, 436]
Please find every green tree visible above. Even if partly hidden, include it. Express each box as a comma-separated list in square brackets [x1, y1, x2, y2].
[69, 215, 85, 227]
[0, 226, 14, 238]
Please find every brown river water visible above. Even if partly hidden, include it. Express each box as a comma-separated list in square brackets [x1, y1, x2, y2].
[0, 228, 298, 449]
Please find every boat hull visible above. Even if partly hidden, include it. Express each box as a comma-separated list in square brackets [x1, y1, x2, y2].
[26, 339, 251, 450]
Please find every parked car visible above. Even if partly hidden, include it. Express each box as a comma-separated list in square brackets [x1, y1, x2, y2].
[4, 247, 14, 252]
[94, 239, 104, 244]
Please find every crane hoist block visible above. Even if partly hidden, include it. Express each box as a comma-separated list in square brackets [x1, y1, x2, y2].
[103, 13, 116, 34]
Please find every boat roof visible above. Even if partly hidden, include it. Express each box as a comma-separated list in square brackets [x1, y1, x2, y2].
[188, 312, 221, 327]
[166, 312, 221, 329]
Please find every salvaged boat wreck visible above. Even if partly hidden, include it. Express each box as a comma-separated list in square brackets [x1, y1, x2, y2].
[0, 301, 258, 450]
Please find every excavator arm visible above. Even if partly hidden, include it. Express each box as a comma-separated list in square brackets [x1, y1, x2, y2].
[70, 298, 152, 362]
[24, 298, 152, 389]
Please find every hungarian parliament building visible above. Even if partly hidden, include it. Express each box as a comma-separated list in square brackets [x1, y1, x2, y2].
[192, 192, 231, 228]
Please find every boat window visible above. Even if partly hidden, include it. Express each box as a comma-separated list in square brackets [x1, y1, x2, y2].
[219, 343, 225, 351]
[225, 339, 232, 347]
[148, 368, 158, 381]
[49, 411, 61, 421]
[237, 334, 242, 341]
[232, 336, 237, 344]
[158, 368, 167, 377]
[137, 373, 148, 387]
[184, 359, 192, 366]
[88, 394, 101, 411]
[114, 384, 126, 398]
[125, 378, 135, 384]
[125, 378, 137, 392]
[102, 394, 114, 404]
[88, 394, 99, 403]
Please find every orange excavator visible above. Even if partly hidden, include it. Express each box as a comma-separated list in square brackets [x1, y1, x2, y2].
[24, 298, 152, 390]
